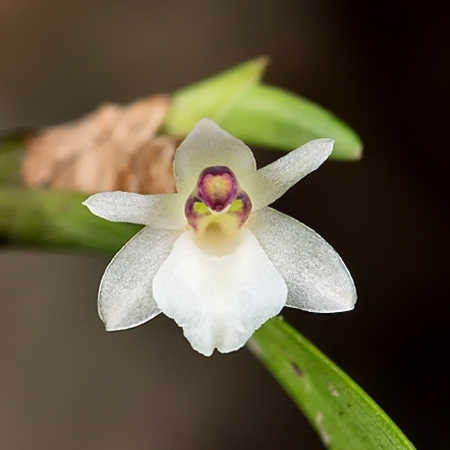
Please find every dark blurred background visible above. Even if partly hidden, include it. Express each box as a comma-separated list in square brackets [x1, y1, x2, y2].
[0, 0, 448, 449]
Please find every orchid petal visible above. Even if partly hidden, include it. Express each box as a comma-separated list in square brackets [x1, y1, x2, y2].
[83, 191, 186, 229]
[173, 119, 257, 195]
[152, 229, 287, 356]
[244, 139, 334, 210]
[99, 226, 182, 330]
[250, 207, 356, 312]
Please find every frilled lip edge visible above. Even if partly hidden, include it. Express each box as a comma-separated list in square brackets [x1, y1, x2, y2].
[152, 228, 288, 356]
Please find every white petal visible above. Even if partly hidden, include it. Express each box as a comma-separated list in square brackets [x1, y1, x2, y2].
[250, 207, 356, 312]
[152, 229, 287, 356]
[83, 191, 186, 229]
[173, 119, 257, 195]
[99, 226, 182, 330]
[244, 139, 334, 210]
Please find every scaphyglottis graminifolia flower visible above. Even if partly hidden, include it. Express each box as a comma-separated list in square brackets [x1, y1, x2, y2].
[84, 119, 356, 356]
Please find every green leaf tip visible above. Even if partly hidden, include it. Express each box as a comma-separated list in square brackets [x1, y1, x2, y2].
[219, 85, 363, 161]
[250, 318, 416, 450]
[164, 58, 362, 161]
[164, 57, 269, 135]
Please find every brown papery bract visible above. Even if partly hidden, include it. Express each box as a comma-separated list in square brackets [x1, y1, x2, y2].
[22, 95, 177, 195]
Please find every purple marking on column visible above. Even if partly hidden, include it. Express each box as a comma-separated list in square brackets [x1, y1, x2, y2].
[197, 166, 238, 212]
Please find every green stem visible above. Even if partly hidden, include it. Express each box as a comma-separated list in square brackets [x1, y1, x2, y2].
[0, 188, 138, 253]
[0, 129, 32, 186]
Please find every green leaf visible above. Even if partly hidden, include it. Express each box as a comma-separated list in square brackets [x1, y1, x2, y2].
[0, 188, 138, 253]
[164, 58, 362, 161]
[219, 85, 362, 161]
[164, 57, 268, 135]
[250, 317, 415, 450]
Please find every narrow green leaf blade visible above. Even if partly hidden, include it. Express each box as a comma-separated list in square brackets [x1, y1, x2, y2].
[0, 188, 138, 253]
[219, 85, 362, 160]
[250, 317, 415, 450]
[164, 57, 268, 135]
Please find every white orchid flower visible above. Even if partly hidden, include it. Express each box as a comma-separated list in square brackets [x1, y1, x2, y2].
[84, 119, 356, 356]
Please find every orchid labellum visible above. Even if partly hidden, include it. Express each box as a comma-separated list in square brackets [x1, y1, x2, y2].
[84, 119, 356, 356]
